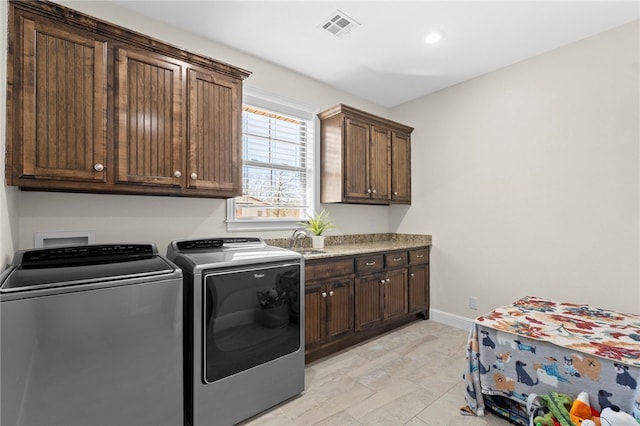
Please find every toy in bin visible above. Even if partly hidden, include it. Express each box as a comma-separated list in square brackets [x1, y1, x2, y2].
[531, 391, 639, 426]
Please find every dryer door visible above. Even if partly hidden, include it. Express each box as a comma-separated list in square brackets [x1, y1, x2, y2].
[202, 261, 301, 383]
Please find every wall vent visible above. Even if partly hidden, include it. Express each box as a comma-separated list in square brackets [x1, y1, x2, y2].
[320, 10, 360, 37]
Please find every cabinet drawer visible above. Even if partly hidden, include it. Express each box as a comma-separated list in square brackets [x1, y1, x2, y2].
[385, 251, 408, 268]
[306, 258, 354, 281]
[355, 254, 384, 274]
[409, 248, 429, 265]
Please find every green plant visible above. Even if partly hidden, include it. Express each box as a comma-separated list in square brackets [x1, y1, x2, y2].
[300, 209, 335, 236]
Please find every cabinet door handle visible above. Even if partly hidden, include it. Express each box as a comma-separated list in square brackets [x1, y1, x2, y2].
[367, 189, 372, 194]
[93, 163, 104, 172]
[190, 173, 198, 180]
[322, 292, 327, 298]
[372, 189, 377, 194]
[329, 291, 334, 297]
[393, 191, 398, 196]
[393, 257, 402, 262]
[366, 261, 376, 266]
[174, 171, 182, 178]
[410, 273, 415, 277]
[380, 279, 385, 284]
[386, 278, 390, 283]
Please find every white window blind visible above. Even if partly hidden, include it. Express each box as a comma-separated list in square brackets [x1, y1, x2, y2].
[227, 89, 316, 230]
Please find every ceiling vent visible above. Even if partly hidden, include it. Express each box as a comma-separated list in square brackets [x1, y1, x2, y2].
[320, 10, 360, 37]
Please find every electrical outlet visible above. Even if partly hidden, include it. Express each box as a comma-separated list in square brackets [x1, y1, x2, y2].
[469, 296, 478, 310]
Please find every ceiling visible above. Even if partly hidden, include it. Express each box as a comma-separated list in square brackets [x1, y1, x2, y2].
[112, 1, 639, 108]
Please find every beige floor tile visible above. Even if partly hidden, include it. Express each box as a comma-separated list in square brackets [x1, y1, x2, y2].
[345, 378, 420, 420]
[243, 320, 511, 426]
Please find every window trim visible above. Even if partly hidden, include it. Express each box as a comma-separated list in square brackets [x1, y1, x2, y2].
[226, 87, 319, 232]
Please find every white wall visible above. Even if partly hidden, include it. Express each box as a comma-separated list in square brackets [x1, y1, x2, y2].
[3, 1, 392, 263]
[391, 20, 640, 317]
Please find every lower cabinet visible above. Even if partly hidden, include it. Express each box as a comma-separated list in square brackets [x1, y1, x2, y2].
[354, 268, 407, 331]
[408, 248, 430, 316]
[305, 246, 430, 363]
[305, 277, 354, 351]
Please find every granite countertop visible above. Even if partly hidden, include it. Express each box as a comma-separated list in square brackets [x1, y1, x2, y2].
[265, 233, 431, 260]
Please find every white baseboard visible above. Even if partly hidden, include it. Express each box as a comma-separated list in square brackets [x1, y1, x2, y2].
[429, 308, 474, 331]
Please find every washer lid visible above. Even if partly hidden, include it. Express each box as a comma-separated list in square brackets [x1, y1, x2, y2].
[1, 244, 176, 293]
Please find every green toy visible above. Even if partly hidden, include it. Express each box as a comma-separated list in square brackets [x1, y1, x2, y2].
[534, 410, 557, 426]
[533, 392, 576, 426]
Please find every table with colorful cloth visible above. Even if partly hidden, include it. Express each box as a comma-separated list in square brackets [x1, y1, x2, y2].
[462, 296, 640, 424]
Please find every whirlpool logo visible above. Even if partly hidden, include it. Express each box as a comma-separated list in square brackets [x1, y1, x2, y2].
[254, 273, 265, 279]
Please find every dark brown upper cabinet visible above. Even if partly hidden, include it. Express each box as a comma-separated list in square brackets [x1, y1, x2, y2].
[5, 0, 250, 198]
[318, 104, 413, 205]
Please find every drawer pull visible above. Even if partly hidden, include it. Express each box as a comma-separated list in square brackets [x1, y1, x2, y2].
[393, 257, 402, 262]
[366, 261, 376, 266]
[416, 254, 424, 258]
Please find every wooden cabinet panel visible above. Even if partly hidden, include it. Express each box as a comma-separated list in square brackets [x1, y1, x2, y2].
[409, 248, 429, 265]
[385, 251, 408, 269]
[116, 48, 183, 186]
[305, 283, 324, 348]
[187, 69, 241, 195]
[354, 274, 384, 331]
[344, 117, 370, 200]
[355, 254, 384, 274]
[391, 131, 411, 204]
[384, 268, 407, 320]
[409, 263, 429, 314]
[305, 275, 353, 351]
[325, 279, 354, 341]
[369, 125, 391, 201]
[12, 16, 107, 183]
[306, 258, 354, 280]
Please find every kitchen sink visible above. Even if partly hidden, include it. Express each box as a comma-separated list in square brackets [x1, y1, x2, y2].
[293, 249, 325, 255]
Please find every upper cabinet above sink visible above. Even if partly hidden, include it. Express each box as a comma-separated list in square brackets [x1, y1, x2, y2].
[318, 104, 413, 205]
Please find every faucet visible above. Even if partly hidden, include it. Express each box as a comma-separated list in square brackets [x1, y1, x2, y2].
[290, 229, 307, 250]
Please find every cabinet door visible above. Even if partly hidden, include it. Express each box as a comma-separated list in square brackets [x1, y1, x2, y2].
[369, 125, 391, 201]
[354, 274, 384, 331]
[391, 131, 411, 204]
[15, 17, 107, 182]
[409, 263, 429, 314]
[384, 268, 408, 320]
[304, 283, 325, 349]
[344, 117, 371, 200]
[117, 48, 183, 186]
[187, 68, 242, 195]
[325, 279, 354, 342]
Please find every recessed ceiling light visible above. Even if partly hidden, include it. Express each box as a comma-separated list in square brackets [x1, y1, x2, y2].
[425, 31, 444, 44]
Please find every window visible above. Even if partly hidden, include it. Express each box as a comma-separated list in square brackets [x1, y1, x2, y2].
[227, 88, 317, 231]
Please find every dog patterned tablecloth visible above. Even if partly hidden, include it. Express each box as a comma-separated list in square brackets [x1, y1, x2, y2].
[463, 296, 640, 421]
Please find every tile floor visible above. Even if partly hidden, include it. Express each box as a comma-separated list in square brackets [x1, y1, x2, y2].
[240, 320, 511, 425]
